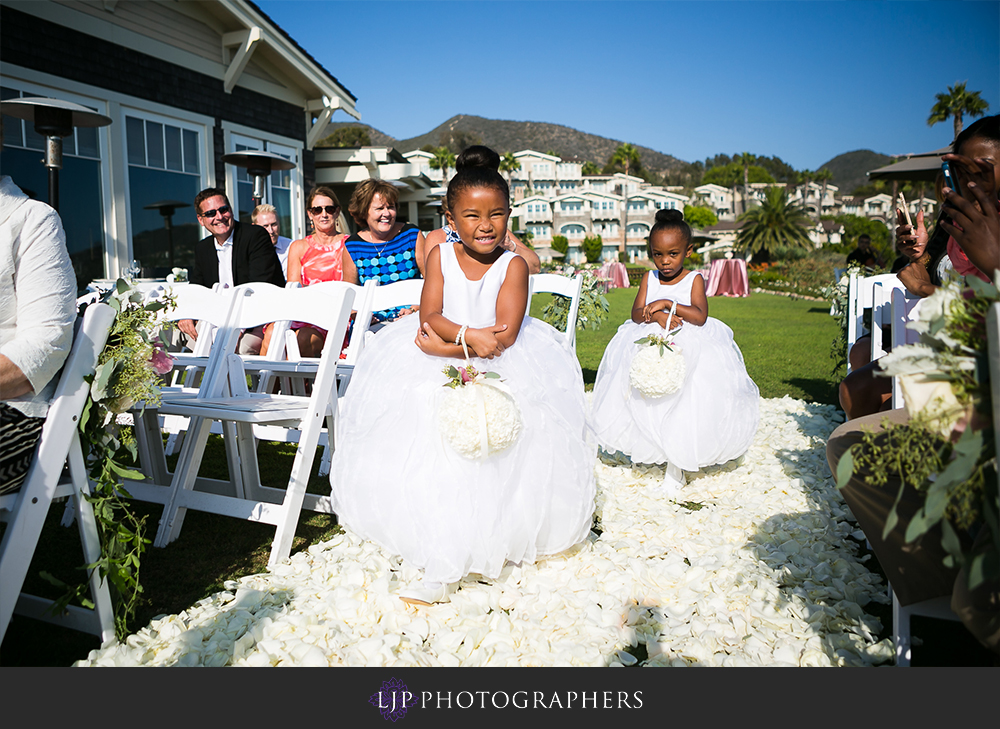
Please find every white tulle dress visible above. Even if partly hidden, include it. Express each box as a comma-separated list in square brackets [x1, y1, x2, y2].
[329, 242, 596, 585]
[591, 269, 759, 472]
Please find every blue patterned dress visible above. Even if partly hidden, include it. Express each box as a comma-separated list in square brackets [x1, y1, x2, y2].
[345, 223, 422, 322]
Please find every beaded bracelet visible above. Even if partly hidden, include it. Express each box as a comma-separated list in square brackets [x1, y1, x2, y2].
[454, 324, 468, 346]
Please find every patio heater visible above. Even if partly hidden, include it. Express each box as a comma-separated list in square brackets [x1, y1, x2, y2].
[143, 199, 190, 270]
[220, 150, 295, 208]
[0, 97, 112, 213]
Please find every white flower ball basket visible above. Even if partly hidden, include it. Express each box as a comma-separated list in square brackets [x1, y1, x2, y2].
[629, 345, 686, 398]
[438, 381, 522, 459]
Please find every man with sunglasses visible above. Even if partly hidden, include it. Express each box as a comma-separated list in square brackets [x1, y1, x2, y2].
[178, 188, 285, 346]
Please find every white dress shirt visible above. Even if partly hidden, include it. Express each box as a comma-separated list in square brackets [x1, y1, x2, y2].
[214, 228, 235, 289]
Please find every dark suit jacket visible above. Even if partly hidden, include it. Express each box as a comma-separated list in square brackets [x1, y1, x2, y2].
[190, 221, 286, 289]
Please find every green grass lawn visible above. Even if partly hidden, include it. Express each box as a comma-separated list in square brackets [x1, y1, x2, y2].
[15, 288, 993, 667]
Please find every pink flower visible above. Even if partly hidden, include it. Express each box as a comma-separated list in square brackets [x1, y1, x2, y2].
[459, 367, 472, 384]
[148, 342, 174, 375]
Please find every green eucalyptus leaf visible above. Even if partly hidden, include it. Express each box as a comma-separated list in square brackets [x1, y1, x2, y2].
[904, 507, 931, 544]
[39, 571, 68, 588]
[835, 448, 855, 490]
[883, 483, 906, 541]
[483, 371, 500, 379]
[116, 278, 130, 295]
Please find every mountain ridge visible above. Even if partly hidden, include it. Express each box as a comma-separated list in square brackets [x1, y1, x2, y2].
[323, 116, 894, 195]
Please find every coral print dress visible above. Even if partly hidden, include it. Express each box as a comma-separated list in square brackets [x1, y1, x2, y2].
[330, 242, 596, 585]
[591, 269, 759, 472]
[293, 234, 347, 338]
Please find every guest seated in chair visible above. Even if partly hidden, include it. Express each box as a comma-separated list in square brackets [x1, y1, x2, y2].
[0, 174, 77, 495]
[177, 188, 285, 355]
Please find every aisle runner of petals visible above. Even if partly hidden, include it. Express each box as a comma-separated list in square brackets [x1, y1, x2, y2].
[77, 397, 894, 667]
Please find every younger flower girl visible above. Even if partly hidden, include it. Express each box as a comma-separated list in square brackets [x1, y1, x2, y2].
[590, 209, 759, 492]
[330, 160, 596, 605]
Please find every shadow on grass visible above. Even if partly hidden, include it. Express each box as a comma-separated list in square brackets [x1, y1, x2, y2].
[786, 377, 839, 407]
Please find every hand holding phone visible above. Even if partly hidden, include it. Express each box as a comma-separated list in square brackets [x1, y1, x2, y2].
[941, 161, 960, 197]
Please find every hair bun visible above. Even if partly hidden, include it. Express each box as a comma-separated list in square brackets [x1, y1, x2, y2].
[654, 208, 684, 225]
[456, 145, 501, 173]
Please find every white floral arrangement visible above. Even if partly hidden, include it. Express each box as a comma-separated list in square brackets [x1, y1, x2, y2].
[629, 334, 685, 398]
[437, 364, 522, 459]
[878, 277, 978, 438]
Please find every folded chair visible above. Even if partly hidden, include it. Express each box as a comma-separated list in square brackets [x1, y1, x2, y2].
[140, 282, 355, 567]
[845, 272, 900, 373]
[0, 303, 116, 645]
[528, 273, 584, 352]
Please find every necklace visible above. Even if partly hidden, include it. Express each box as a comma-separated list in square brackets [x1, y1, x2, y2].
[364, 226, 397, 260]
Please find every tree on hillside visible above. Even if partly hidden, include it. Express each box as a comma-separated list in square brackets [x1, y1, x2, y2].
[814, 168, 834, 220]
[581, 161, 601, 176]
[499, 152, 521, 196]
[928, 81, 990, 139]
[429, 146, 456, 183]
[734, 152, 757, 215]
[735, 186, 813, 261]
[683, 204, 718, 230]
[318, 126, 371, 148]
[440, 130, 483, 154]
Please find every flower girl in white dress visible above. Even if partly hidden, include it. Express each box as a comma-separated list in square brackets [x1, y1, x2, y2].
[591, 209, 759, 493]
[330, 161, 596, 605]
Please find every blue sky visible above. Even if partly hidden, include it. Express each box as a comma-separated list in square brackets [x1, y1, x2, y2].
[257, 0, 999, 170]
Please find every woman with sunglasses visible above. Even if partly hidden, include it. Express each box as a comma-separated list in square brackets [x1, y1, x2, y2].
[343, 179, 427, 323]
[271, 186, 350, 357]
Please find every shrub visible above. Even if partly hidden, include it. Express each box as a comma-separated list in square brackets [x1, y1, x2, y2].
[551, 235, 569, 255]
[583, 235, 604, 263]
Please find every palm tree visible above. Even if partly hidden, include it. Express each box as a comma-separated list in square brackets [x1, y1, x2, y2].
[735, 186, 813, 261]
[499, 152, 521, 201]
[610, 143, 641, 254]
[928, 81, 990, 139]
[734, 152, 756, 215]
[581, 161, 601, 176]
[814, 168, 834, 220]
[429, 146, 456, 184]
[797, 168, 814, 214]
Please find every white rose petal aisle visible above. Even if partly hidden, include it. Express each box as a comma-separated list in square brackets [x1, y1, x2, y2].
[76, 396, 893, 667]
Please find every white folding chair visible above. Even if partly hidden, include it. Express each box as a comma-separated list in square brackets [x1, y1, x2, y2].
[887, 287, 924, 410]
[528, 272, 584, 352]
[846, 272, 899, 373]
[0, 303, 116, 645]
[252, 279, 377, 478]
[870, 278, 911, 361]
[136, 282, 355, 567]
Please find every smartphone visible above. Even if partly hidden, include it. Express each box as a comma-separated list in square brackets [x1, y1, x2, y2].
[941, 161, 960, 196]
[896, 192, 912, 226]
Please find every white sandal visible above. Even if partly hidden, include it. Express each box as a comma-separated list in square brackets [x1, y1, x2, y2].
[398, 581, 450, 605]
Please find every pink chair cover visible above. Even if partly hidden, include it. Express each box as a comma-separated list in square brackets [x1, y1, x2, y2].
[705, 258, 749, 297]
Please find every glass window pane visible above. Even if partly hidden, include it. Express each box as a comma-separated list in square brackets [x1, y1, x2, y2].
[23, 116, 45, 151]
[164, 126, 182, 171]
[2, 146, 105, 291]
[146, 121, 164, 169]
[183, 129, 198, 174]
[76, 126, 99, 158]
[128, 166, 201, 275]
[1, 88, 24, 148]
[126, 116, 146, 166]
[63, 130, 77, 156]
[271, 187, 292, 238]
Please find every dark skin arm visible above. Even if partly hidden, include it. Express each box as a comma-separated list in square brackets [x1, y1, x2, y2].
[416, 245, 528, 359]
[633, 271, 708, 328]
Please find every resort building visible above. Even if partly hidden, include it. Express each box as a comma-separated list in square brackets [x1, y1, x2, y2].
[1, 0, 359, 289]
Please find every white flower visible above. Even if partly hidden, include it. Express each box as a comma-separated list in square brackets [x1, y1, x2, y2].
[629, 345, 686, 397]
[438, 381, 522, 459]
[897, 372, 967, 439]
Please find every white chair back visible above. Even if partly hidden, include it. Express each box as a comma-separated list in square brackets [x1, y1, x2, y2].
[528, 273, 584, 351]
[0, 303, 116, 645]
[846, 272, 899, 373]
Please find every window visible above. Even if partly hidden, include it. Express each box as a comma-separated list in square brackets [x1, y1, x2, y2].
[527, 224, 551, 239]
[560, 224, 586, 239]
[560, 181, 577, 190]
[560, 201, 583, 212]
[627, 200, 646, 211]
[125, 111, 204, 275]
[2, 85, 106, 291]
